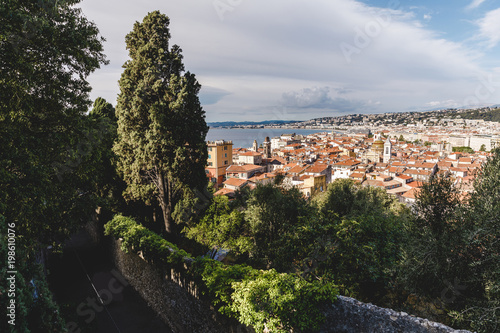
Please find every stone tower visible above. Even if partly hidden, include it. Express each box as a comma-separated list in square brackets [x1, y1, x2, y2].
[263, 136, 271, 158]
[383, 137, 392, 163]
[252, 139, 258, 152]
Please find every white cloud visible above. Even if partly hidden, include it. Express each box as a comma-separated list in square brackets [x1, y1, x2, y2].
[466, 0, 486, 10]
[423, 14, 432, 21]
[426, 100, 458, 108]
[476, 8, 500, 48]
[77, 0, 498, 121]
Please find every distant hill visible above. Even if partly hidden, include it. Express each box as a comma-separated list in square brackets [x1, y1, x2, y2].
[460, 107, 500, 122]
[208, 120, 299, 127]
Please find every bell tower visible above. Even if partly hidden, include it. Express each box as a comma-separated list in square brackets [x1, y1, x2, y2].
[252, 139, 258, 152]
[263, 136, 271, 158]
[383, 137, 392, 163]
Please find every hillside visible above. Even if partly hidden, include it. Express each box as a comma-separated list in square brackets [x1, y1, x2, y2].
[459, 107, 500, 122]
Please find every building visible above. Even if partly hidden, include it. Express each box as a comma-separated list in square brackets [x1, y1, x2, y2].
[366, 133, 385, 163]
[206, 140, 233, 187]
[263, 136, 271, 158]
[225, 164, 267, 180]
[300, 175, 326, 198]
[383, 138, 392, 163]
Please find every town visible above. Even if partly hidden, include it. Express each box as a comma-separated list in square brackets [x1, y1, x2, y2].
[206, 107, 500, 204]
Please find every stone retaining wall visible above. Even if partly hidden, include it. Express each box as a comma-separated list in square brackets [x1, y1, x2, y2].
[110, 238, 252, 333]
[319, 296, 472, 333]
[109, 237, 472, 333]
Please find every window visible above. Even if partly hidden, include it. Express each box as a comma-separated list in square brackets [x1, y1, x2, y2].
[224, 160, 228, 165]
[207, 162, 213, 166]
[224, 146, 228, 150]
[208, 147, 212, 152]
[225, 153, 227, 158]
[208, 154, 211, 159]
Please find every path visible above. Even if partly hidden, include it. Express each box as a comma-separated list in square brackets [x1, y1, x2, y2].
[47, 231, 172, 333]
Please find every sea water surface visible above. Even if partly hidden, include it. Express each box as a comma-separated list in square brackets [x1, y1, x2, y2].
[206, 128, 332, 149]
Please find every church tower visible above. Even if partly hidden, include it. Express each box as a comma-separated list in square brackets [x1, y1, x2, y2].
[383, 137, 392, 163]
[263, 136, 271, 158]
[252, 139, 258, 152]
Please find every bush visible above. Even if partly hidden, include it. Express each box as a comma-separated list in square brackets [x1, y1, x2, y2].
[105, 214, 339, 332]
[231, 269, 338, 333]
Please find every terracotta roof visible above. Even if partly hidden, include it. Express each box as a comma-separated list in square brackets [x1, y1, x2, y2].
[350, 172, 366, 179]
[214, 188, 235, 197]
[226, 164, 263, 173]
[406, 181, 423, 188]
[224, 178, 248, 187]
[239, 151, 262, 156]
[402, 188, 421, 199]
[288, 165, 308, 174]
[306, 164, 328, 173]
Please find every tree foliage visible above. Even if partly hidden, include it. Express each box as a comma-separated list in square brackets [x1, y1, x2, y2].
[398, 175, 477, 300]
[452, 148, 500, 331]
[184, 195, 253, 256]
[452, 146, 474, 153]
[231, 270, 337, 333]
[114, 11, 209, 236]
[0, 0, 107, 247]
[303, 180, 407, 298]
[244, 184, 309, 269]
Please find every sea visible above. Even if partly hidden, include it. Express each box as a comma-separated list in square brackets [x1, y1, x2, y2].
[206, 128, 336, 149]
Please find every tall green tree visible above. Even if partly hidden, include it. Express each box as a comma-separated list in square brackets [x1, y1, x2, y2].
[90, 96, 117, 121]
[0, 0, 107, 248]
[88, 97, 124, 211]
[114, 11, 209, 236]
[244, 183, 309, 269]
[0, 0, 107, 330]
[398, 175, 479, 305]
[456, 148, 500, 331]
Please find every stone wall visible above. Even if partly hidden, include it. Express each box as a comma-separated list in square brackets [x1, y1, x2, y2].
[110, 238, 252, 333]
[319, 296, 472, 333]
[109, 237, 472, 333]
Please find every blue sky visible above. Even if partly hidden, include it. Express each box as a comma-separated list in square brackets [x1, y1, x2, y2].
[79, 0, 500, 122]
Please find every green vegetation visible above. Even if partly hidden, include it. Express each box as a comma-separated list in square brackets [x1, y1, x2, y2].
[452, 146, 475, 153]
[105, 215, 338, 333]
[3, 1, 500, 332]
[1, 1, 107, 331]
[1, 0, 107, 250]
[185, 179, 407, 302]
[104, 214, 190, 265]
[460, 107, 500, 122]
[0, 216, 67, 333]
[183, 195, 253, 256]
[114, 11, 209, 237]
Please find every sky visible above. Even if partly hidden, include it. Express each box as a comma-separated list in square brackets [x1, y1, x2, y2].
[78, 0, 500, 122]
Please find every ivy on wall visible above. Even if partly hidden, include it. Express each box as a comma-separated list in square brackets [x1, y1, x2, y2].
[104, 214, 338, 333]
